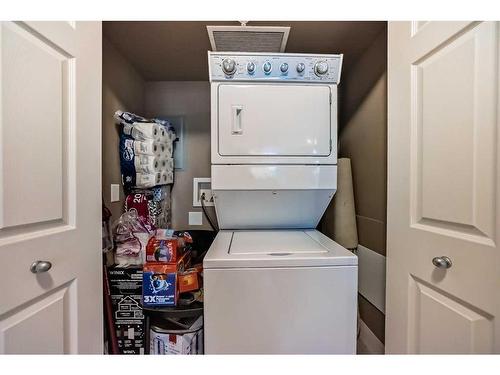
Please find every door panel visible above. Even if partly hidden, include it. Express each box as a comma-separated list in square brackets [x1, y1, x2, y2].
[0, 21, 102, 353]
[1, 22, 72, 229]
[407, 276, 493, 354]
[386, 21, 500, 354]
[0, 281, 76, 354]
[217, 84, 331, 156]
[411, 21, 497, 242]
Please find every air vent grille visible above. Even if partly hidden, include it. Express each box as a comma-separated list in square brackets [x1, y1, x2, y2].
[207, 26, 290, 52]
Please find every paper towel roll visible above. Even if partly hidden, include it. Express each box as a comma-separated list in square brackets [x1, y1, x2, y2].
[131, 122, 161, 140]
[153, 141, 164, 158]
[135, 173, 156, 188]
[156, 142, 172, 159]
[322, 158, 358, 249]
[158, 126, 167, 141]
[122, 122, 160, 141]
[134, 155, 161, 174]
[160, 171, 173, 185]
[133, 140, 155, 156]
[160, 157, 174, 173]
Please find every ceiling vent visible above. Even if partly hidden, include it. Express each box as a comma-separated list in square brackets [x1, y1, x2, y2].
[207, 24, 290, 52]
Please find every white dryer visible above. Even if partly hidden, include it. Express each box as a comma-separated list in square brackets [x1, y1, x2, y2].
[204, 52, 357, 354]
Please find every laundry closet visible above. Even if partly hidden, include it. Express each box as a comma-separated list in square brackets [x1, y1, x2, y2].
[101, 21, 387, 354]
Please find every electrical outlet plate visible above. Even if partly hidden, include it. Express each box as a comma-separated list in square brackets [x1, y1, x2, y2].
[200, 188, 215, 205]
[193, 177, 214, 207]
[188, 211, 203, 226]
[111, 184, 120, 202]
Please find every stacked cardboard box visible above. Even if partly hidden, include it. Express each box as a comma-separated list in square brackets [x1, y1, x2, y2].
[142, 230, 195, 307]
[142, 250, 191, 307]
[108, 267, 145, 354]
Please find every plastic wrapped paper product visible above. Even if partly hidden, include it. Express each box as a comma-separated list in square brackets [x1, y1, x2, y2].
[113, 211, 155, 267]
[125, 186, 172, 229]
[122, 122, 161, 141]
[134, 155, 161, 174]
[120, 135, 165, 190]
[117, 111, 177, 191]
[114, 110, 149, 124]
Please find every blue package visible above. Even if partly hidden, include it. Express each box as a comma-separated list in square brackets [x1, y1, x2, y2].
[142, 267, 177, 307]
[119, 133, 136, 189]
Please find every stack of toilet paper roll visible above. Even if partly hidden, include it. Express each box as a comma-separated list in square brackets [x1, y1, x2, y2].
[116, 111, 176, 189]
[322, 158, 358, 250]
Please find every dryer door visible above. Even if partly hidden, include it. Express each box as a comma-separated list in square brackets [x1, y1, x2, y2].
[217, 84, 332, 157]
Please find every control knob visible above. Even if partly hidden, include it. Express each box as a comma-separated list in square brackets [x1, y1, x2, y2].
[296, 63, 305, 73]
[247, 62, 256, 74]
[222, 58, 237, 75]
[280, 63, 289, 73]
[263, 61, 272, 74]
[314, 60, 329, 76]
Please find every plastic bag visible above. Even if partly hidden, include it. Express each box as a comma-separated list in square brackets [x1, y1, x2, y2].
[113, 210, 155, 267]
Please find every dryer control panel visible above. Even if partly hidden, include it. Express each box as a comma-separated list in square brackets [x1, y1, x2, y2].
[209, 51, 343, 83]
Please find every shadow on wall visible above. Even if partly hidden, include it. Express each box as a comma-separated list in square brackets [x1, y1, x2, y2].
[339, 28, 387, 128]
[324, 25, 388, 346]
[102, 37, 146, 221]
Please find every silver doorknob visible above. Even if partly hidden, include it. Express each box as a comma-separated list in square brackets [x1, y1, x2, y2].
[30, 260, 52, 274]
[432, 256, 452, 269]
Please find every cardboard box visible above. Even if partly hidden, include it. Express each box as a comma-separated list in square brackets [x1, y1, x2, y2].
[142, 264, 177, 307]
[142, 251, 192, 307]
[178, 269, 200, 293]
[115, 321, 145, 355]
[108, 267, 145, 354]
[145, 236, 178, 263]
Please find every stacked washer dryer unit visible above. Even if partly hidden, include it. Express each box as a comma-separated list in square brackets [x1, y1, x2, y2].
[204, 52, 358, 354]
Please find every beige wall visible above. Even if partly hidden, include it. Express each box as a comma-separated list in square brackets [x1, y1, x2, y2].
[102, 39, 214, 231]
[340, 73, 387, 255]
[102, 38, 145, 221]
[336, 28, 388, 343]
[144, 81, 215, 231]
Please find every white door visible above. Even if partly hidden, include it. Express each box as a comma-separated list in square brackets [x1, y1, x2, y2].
[217, 84, 332, 156]
[386, 21, 500, 354]
[0, 21, 102, 354]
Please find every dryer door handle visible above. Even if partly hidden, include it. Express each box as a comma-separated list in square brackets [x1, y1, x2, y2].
[232, 105, 243, 135]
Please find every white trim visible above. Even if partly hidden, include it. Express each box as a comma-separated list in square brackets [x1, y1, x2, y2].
[358, 319, 385, 354]
[357, 244, 386, 313]
[193, 177, 212, 207]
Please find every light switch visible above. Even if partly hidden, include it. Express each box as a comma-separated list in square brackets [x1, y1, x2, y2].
[111, 184, 120, 202]
[188, 211, 203, 226]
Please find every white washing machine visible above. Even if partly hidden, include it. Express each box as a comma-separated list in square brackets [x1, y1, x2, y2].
[204, 52, 357, 354]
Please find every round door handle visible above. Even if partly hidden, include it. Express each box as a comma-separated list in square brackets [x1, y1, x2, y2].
[30, 260, 52, 274]
[432, 256, 452, 269]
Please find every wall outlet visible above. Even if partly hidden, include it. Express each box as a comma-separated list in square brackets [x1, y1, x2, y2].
[110, 184, 120, 202]
[200, 188, 215, 205]
[193, 177, 214, 207]
[188, 211, 203, 226]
